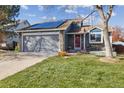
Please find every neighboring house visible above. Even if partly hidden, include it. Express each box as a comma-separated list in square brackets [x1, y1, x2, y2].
[17, 19, 113, 54]
[0, 20, 30, 49]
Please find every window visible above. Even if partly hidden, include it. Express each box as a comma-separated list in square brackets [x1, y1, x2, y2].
[90, 34, 101, 42]
[90, 28, 102, 43]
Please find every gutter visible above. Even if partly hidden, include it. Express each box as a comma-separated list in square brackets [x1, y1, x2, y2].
[16, 27, 66, 33]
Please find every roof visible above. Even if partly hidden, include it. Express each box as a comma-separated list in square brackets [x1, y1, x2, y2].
[17, 19, 114, 33]
[17, 20, 73, 32]
[112, 41, 124, 46]
[67, 25, 113, 34]
[95, 25, 114, 32]
[1, 20, 30, 33]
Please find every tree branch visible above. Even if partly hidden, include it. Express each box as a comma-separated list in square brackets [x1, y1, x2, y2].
[82, 10, 96, 21]
[107, 5, 114, 21]
[95, 5, 106, 21]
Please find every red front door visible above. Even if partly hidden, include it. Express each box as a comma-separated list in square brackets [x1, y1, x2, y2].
[75, 34, 81, 49]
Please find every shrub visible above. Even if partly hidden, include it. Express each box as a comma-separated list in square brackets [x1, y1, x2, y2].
[58, 51, 68, 57]
[14, 44, 20, 53]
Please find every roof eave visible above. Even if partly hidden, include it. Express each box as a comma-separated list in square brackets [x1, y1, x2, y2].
[16, 27, 66, 33]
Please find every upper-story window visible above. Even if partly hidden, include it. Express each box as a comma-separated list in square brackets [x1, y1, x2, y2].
[89, 28, 103, 43]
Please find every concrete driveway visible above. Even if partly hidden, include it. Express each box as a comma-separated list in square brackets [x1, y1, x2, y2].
[0, 51, 49, 80]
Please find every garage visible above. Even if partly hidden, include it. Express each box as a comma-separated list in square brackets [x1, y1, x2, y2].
[22, 33, 59, 54]
[17, 20, 69, 54]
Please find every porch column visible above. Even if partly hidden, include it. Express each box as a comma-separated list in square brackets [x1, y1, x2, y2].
[20, 33, 23, 52]
[83, 33, 86, 51]
[59, 30, 65, 51]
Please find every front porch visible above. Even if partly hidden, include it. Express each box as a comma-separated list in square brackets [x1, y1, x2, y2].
[65, 33, 88, 52]
[60, 26, 109, 53]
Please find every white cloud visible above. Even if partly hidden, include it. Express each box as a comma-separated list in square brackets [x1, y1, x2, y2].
[57, 5, 93, 14]
[39, 16, 57, 21]
[21, 5, 28, 10]
[40, 16, 47, 19]
[80, 14, 86, 18]
[48, 16, 57, 21]
[112, 12, 116, 16]
[64, 6, 78, 14]
[80, 5, 94, 9]
[25, 13, 36, 17]
[66, 6, 78, 10]
[51, 16, 56, 20]
[57, 5, 93, 10]
[38, 5, 44, 11]
[65, 9, 77, 14]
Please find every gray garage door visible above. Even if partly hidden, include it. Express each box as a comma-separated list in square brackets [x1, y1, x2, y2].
[23, 34, 59, 54]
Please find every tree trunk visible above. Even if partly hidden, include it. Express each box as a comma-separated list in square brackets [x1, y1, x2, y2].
[103, 22, 113, 58]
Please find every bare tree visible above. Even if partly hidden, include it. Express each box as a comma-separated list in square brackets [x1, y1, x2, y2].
[112, 26, 124, 42]
[95, 5, 115, 58]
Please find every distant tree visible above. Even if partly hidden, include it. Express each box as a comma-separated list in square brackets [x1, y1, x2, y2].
[120, 31, 124, 41]
[112, 26, 124, 42]
[0, 5, 20, 26]
[95, 5, 115, 58]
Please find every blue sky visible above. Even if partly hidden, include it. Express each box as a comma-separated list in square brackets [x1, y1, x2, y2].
[17, 5, 124, 27]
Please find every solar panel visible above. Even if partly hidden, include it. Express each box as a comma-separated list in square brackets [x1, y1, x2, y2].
[30, 20, 66, 29]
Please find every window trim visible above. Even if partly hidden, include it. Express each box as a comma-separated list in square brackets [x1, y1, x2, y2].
[89, 29, 103, 44]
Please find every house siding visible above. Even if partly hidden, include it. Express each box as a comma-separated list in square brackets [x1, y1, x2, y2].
[0, 32, 18, 49]
[59, 31, 65, 51]
[86, 32, 112, 51]
[85, 33, 90, 51]
[19, 33, 23, 52]
[81, 34, 84, 49]
[64, 24, 72, 51]
[85, 32, 105, 51]
[67, 34, 74, 50]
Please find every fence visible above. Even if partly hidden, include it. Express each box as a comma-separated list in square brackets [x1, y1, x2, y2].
[113, 45, 124, 54]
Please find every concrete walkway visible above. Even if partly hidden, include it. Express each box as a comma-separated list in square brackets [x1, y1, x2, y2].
[0, 52, 47, 80]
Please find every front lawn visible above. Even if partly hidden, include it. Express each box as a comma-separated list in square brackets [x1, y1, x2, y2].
[0, 54, 124, 88]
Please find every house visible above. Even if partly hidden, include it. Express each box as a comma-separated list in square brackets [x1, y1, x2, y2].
[0, 20, 30, 49]
[17, 19, 113, 54]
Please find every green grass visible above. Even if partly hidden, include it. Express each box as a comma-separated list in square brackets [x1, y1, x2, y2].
[0, 54, 124, 88]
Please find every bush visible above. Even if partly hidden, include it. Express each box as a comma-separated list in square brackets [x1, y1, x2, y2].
[58, 51, 68, 57]
[14, 44, 20, 53]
